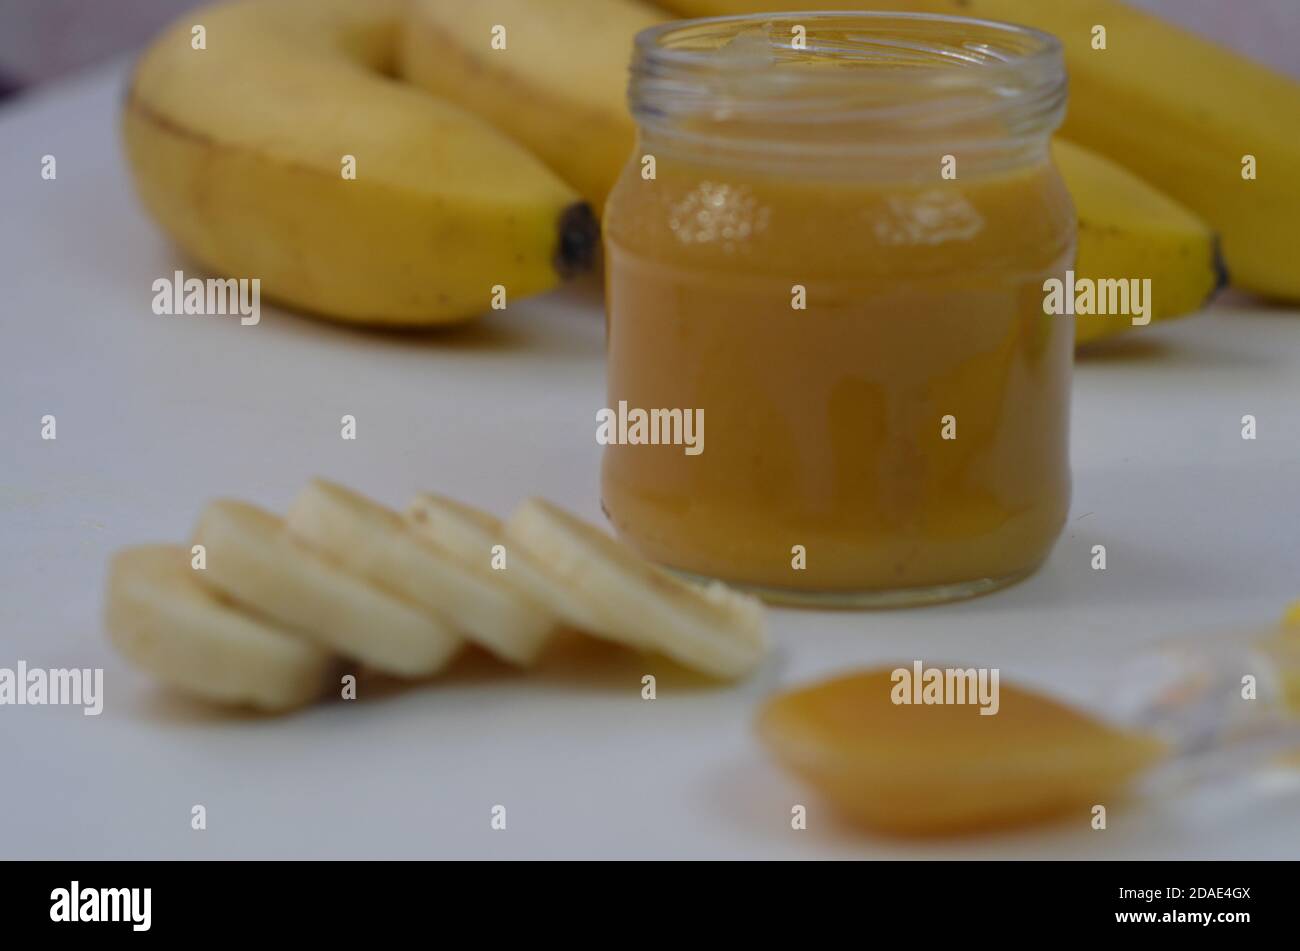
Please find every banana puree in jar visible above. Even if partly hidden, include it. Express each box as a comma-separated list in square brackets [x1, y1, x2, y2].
[602, 13, 1077, 606]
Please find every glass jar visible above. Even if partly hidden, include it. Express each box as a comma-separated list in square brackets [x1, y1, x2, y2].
[601, 12, 1075, 606]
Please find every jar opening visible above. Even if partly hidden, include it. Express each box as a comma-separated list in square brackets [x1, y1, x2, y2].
[630, 12, 1066, 162]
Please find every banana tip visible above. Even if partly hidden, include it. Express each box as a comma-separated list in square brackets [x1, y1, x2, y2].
[556, 203, 601, 278]
[1211, 234, 1231, 297]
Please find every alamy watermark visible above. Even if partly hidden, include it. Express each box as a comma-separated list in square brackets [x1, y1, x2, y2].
[1043, 270, 1151, 326]
[891, 660, 1000, 715]
[0, 661, 103, 715]
[152, 269, 260, 325]
[50, 882, 150, 931]
[596, 401, 704, 456]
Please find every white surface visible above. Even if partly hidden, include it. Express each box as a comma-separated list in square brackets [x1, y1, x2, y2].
[2, 64, 1299, 860]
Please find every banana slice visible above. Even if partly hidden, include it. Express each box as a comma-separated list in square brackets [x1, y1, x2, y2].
[193, 500, 461, 678]
[106, 545, 332, 711]
[286, 479, 553, 665]
[404, 492, 606, 635]
[504, 498, 768, 679]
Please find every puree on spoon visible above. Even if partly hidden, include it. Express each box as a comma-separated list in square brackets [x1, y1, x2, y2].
[758, 668, 1166, 836]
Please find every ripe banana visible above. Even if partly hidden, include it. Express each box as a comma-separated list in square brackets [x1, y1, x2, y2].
[656, 0, 1300, 301]
[193, 499, 463, 677]
[1053, 139, 1222, 346]
[123, 0, 598, 327]
[1267, 604, 1300, 713]
[404, 492, 607, 635]
[400, 0, 667, 211]
[286, 480, 554, 666]
[106, 545, 333, 711]
[505, 498, 768, 679]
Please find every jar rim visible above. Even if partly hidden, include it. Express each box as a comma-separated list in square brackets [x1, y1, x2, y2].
[628, 11, 1067, 166]
[635, 11, 1063, 83]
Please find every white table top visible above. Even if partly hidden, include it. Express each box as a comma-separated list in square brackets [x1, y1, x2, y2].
[3, 63, 1298, 859]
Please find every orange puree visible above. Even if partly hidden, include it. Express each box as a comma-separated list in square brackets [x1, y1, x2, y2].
[758, 669, 1164, 836]
[603, 154, 1075, 601]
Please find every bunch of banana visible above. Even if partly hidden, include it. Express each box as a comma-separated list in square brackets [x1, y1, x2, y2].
[399, 0, 1226, 346]
[656, 0, 1300, 302]
[105, 480, 768, 711]
[125, 0, 1264, 343]
[123, 0, 598, 326]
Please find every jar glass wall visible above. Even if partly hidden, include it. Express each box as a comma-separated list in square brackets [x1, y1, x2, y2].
[601, 13, 1076, 606]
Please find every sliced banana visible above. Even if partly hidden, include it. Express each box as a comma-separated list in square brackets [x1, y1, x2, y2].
[404, 492, 606, 635]
[193, 500, 461, 678]
[504, 498, 769, 679]
[106, 545, 332, 711]
[285, 479, 553, 665]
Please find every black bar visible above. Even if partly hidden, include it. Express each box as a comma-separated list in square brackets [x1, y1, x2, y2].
[1, 860, 1285, 937]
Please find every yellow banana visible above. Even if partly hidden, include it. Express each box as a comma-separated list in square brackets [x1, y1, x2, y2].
[123, 0, 598, 327]
[1272, 602, 1300, 712]
[656, 0, 1300, 301]
[400, 0, 667, 211]
[1053, 140, 1222, 346]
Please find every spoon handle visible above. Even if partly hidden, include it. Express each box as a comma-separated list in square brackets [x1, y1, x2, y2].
[1103, 626, 1300, 762]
